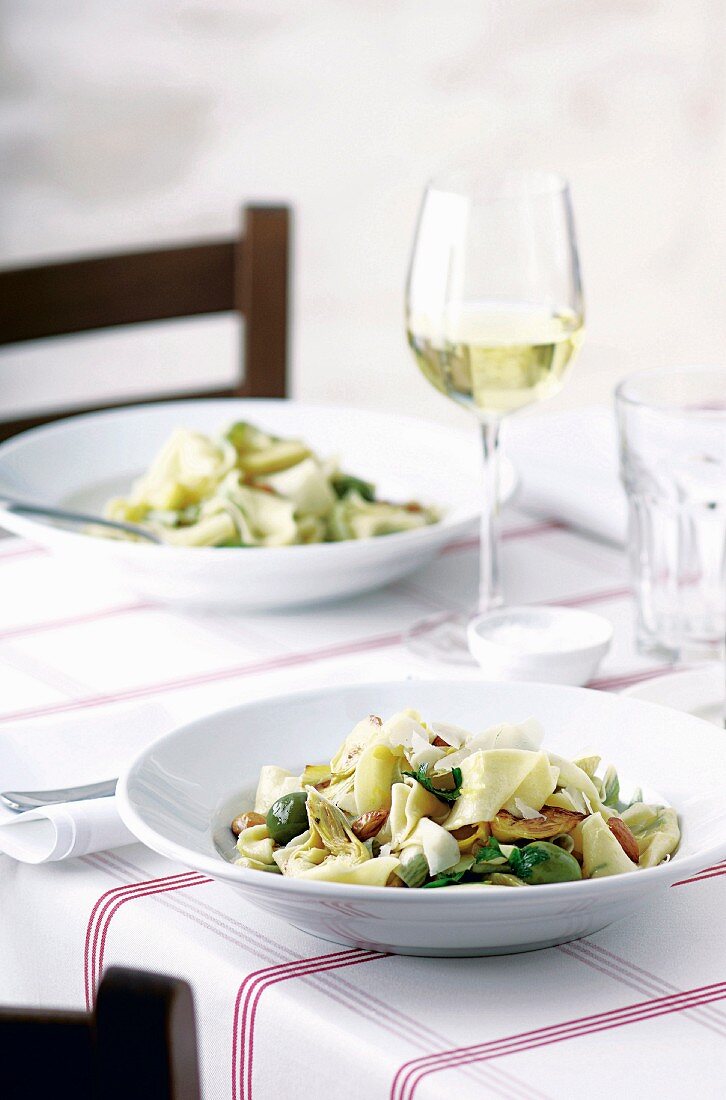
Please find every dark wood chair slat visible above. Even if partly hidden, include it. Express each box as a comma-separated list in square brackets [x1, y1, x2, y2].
[0, 203, 291, 440]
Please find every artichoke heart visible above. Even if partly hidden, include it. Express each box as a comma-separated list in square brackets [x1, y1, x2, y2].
[284, 789, 402, 884]
[491, 807, 585, 842]
[571, 754, 601, 778]
[328, 492, 437, 541]
[330, 715, 383, 776]
[282, 789, 366, 878]
[451, 822, 491, 853]
[307, 788, 370, 860]
[301, 763, 332, 788]
[325, 777, 358, 815]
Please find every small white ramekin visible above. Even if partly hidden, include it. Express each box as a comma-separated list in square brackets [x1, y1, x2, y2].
[467, 605, 614, 686]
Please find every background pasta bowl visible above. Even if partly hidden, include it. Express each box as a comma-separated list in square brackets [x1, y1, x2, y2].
[0, 399, 507, 610]
[117, 680, 726, 957]
[0, 402, 508, 611]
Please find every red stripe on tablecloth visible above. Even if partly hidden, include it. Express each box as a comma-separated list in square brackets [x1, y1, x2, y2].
[0, 629, 407, 725]
[87, 859, 390, 1100]
[84, 871, 209, 1008]
[233, 950, 387, 1100]
[0, 542, 46, 562]
[391, 983, 726, 1100]
[0, 516, 560, 641]
[87, 872, 208, 1008]
[0, 600, 153, 641]
[399, 579, 632, 618]
[84, 872, 200, 1009]
[560, 942, 668, 999]
[404, 989, 726, 1100]
[87, 851, 724, 1100]
[0, 518, 588, 645]
[90, 853, 548, 1100]
[588, 666, 673, 691]
[541, 585, 631, 607]
[94, 876, 211, 1002]
[442, 519, 564, 555]
[673, 863, 726, 887]
[563, 940, 726, 1036]
[87, 855, 415, 1100]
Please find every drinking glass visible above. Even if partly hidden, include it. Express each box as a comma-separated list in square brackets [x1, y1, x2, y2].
[616, 366, 726, 661]
[405, 169, 584, 663]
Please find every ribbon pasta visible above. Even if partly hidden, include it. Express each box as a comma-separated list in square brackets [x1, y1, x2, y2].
[101, 422, 439, 547]
[230, 708, 681, 889]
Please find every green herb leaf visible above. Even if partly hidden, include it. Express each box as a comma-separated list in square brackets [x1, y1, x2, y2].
[474, 836, 506, 863]
[507, 845, 550, 880]
[402, 764, 463, 804]
[331, 474, 376, 502]
[422, 867, 469, 889]
[474, 837, 549, 880]
[602, 765, 620, 808]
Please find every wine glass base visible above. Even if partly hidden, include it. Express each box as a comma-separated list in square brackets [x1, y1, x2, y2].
[406, 611, 482, 668]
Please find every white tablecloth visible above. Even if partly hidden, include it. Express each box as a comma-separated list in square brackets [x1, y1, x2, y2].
[1, 511, 723, 1100]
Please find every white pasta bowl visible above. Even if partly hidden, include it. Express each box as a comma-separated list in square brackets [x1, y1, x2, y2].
[0, 399, 508, 610]
[117, 680, 726, 957]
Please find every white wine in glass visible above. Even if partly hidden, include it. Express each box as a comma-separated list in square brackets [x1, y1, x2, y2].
[405, 170, 584, 663]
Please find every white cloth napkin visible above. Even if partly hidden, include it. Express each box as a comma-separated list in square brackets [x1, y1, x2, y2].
[0, 703, 175, 863]
[506, 405, 628, 545]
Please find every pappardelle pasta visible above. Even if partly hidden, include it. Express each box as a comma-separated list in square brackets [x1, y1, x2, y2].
[101, 422, 439, 547]
[229, 709, 680, 888]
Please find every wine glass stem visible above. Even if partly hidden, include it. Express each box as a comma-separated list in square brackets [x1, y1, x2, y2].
[478, 416, 503, 612]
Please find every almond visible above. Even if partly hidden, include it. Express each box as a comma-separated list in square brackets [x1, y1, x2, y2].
[351, 808, 389, 841]
[432, 735, 450, 747]
[608, 817, 640, 863]
[231, 811, 265, 837]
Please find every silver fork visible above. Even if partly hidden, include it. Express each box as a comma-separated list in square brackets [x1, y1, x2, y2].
[0, 779, 118, 813]
[0, 496, 162, 544]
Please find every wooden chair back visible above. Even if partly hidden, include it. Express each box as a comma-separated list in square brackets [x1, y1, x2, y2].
[0, 966, 201, 1099]
[0, 203, 291, 441]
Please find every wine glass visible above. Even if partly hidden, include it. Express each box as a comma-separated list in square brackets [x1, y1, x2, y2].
[405, 168, 584, 663]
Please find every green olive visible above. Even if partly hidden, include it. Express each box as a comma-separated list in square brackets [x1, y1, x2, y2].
[266, 791, 309, 845]
[519, 841, 582, 884]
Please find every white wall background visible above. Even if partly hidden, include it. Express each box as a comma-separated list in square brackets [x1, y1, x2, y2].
[1, 0, 724, 429]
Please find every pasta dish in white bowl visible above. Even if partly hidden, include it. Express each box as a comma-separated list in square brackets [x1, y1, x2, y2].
[230, 709, 679, 889]
[117, 680, 726, 957]
[0, 400, 505, 609]
[100, 419, 439, 547]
